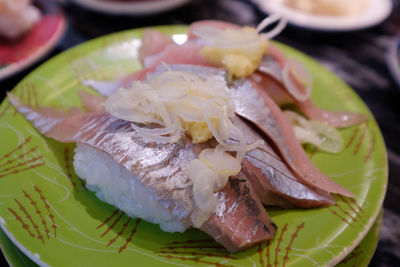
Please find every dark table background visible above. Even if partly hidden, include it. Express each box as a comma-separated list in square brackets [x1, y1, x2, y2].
[1, 0, 399, 265]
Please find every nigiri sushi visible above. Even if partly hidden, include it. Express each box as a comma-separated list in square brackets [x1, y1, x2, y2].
[79, 87, 338, 209]
[8, 66, 281, 252]
[9, 60, 355, 251]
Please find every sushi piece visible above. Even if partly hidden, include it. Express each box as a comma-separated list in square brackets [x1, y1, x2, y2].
[9, 62, 353, 252]
[8, 94, 277, 252]
[148, 64, 353, 198]
[230, 76, 353, 197]
[86, 63, 353, 197]
[0, 0, 41, 39]
[229, 116, 335, 208]
[77, 89, 336, 208]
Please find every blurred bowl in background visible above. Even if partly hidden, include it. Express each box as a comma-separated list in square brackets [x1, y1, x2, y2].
[71, 0, 192, 15]
[251, 0, 392, 32]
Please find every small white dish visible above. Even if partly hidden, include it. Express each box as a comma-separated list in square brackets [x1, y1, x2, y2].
[71, 0, 192, 15]
[252, 0, 393, 32]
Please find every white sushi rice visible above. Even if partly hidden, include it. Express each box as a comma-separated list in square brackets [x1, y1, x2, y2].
[73, 144, 186, 233]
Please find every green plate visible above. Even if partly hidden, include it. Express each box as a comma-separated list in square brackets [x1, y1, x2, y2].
[337, 209, 382, 267]
[0, 210, 383, 267]
[0, 26, 387, 266]
[0, 228, 36, 267]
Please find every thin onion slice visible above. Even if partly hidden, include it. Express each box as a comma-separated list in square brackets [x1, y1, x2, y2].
[259, 16, 288, 40]
[256, 14, 282, 33]
[199, 146, 241, 178]
[203, 112, 226, 146]
[284, 111, 343, 153]
[188, 159, 218, 227]
[282, 59, 313, 102]
[130, 122, 177, 135]
[188, 144, 241, 227]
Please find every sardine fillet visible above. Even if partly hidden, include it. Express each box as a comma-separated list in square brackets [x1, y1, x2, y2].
[230, 116, 335, 208]
[229, 78, 353, 197]
[9, 94, 276, 252]
[201, 174, 277, 252]
[147, 65, 353, 198]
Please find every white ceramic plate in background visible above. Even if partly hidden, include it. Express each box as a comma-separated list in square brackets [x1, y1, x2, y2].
[252, 0, 392, 32]
[71, 0, 192, 15]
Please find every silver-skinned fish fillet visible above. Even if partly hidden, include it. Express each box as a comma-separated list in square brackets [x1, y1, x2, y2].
[149, 64, 353, 198]
[230, 116, 335, 208]
[229, 77, 353, 197]
[8, 94, 276, 252]
[78, 89, 334, 208]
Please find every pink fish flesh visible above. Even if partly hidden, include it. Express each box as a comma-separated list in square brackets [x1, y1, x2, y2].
[122, 41, 213, 88]
[229, 116, 335, 208]
[257, 44, 367, 128]
[200, 174, 277, 252]
[230, 77, 354, 197]
[139, 29, 174, 66]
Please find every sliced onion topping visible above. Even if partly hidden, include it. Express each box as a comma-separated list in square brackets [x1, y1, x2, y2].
[282, 59, 313, 102]
[188, 145, 241, 227]
[284, 110, 343, 153]
[106, 68, 264, 227]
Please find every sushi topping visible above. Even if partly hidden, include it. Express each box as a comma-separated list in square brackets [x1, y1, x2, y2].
[105, 68, 265, 226]
[188, 145, 241, 226]
[193, 15, 287, 78]
[282, 59, 313, 102]
[284, 110, 344, 153]
[105, 68, 235, 145]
